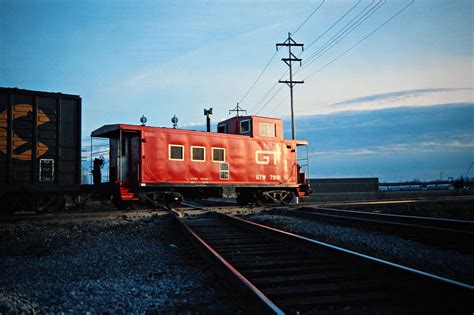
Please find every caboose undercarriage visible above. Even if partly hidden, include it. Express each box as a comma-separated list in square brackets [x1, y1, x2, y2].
[82, 181, 302, 210]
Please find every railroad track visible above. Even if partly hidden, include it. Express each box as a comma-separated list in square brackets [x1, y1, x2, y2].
[289, 207, 474, 254]
[175, 206, 473, 314]
[303, 195, 474, 208]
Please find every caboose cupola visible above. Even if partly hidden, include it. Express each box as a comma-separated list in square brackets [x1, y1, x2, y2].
[217, 115, 284, 140]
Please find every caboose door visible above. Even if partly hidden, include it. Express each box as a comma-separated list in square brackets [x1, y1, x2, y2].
[129, 135, 140, 187]
[119, 131, 140, 187]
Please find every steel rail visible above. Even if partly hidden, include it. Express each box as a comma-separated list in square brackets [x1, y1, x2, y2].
[287, 207, 474, 254]
[292, 208, 474, 235]
[303, 206, 474, 230]
[176, 206, 473, 313]
[174, 213, 284, 314]
[302, 195, 474, 207]
[225, 214, 474, 291]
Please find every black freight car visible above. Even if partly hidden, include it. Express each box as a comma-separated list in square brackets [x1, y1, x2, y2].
[0, 88, 81, 213]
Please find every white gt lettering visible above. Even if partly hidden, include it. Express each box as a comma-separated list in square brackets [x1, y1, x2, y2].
[256, 150, 278, 165]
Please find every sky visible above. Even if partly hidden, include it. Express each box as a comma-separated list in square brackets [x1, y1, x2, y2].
[292, 103, 473, 181]
[1, 0, 473, 181]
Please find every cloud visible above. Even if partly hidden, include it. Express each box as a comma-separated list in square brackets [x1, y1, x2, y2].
[292, 103, 474, 180]
[331, 87, 473, 106]
[309, 148, 378, 157]
[309, 139, 474, 158]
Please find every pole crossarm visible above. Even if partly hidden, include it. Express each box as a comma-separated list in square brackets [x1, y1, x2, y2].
[282, 52, 302, 67]
[229, 102, 247, 116]
[279, 80, 304, 88]
[276, 39, 304, 49]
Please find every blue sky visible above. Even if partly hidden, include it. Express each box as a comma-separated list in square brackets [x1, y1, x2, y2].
[1, 0, 473, 181]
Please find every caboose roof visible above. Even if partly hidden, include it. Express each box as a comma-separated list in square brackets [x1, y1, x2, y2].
[91, 124, 198, 137]
[217, 115, 281, 125]
[91, 118, 308, 146]
[91, 123, 283, 141]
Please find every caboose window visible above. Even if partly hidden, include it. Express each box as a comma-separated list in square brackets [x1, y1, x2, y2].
[240, 119, 251, 134]
[169, 145, 184, 161]
[121, 137, 128, 156]
[191, 146, 205, 162]
[259, 122, 276, 137]
[217, 124, 227, 133]
[220, 163, 229, 180]
[212, 148, 225, 162]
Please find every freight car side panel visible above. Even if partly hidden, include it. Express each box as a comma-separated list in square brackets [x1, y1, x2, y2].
[59, 98, 80, 186]
[0, 88, 81, 193]
[12, 94, 34, 183]
[0, 93, 8, 184]
[140, 129, 298, 186]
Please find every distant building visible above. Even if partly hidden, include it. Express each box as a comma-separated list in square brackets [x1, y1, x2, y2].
[309, 178, 379, 193]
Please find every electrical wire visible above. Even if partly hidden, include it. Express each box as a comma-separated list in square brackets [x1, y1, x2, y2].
[255, 84, 285, 115]
[293, 0, 326, 35]
[241, 0, 325, 111]
[262, 96, 287, 116]
[251, 0, 361, 114]
[238, 50, 278, 105]
[300, 0, 384, 74]
[302, 0, 415, 82]
[248, 69, 287, 113]
[258, 0, 376, 114]
[265, 0, 413, 117]
[304, 0, 362, 52]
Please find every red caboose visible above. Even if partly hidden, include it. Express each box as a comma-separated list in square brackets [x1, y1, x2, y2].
[91, 115, 311, 208]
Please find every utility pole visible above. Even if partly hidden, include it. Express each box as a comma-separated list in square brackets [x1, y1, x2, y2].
[277, 32, 304, 140]
[229, 102, 247, 117]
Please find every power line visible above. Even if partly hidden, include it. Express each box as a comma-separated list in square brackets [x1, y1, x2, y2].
[251, 0, 362, 114]
[301, 0, 385, 73]
[304, 0, 362, 52]
[262, 95, 287, 116]
[255, 84, 285, 115]
[238, 50, 278, 105]
[304, 0, 380, 61]
[262, 0, 380, 116]
[242, 0, 325, 112]
[302, 0, 415, 82]
[252, 0, 402, 118]
[265, 0, 413, 117]
[249, 69, 287, 113]
[293, 0, 326, 35]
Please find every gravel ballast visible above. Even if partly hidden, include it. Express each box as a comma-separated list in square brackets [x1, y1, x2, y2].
[245, 211, 474, 285]
[0, 212, 239, 313]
